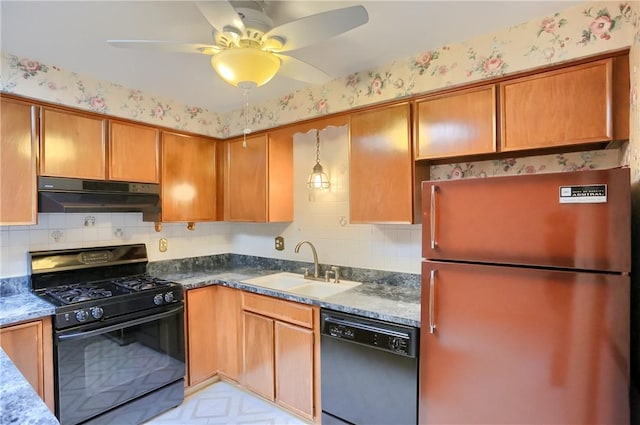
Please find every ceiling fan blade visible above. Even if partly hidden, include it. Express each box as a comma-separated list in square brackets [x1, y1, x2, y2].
[107, 40, 219, 55]
[195, 1, 245, 35]
[276, 54, 331, 85]
[265, 5, 368, 53]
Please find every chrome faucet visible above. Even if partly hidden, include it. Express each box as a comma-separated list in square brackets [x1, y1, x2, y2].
[294, 240, 320, 279]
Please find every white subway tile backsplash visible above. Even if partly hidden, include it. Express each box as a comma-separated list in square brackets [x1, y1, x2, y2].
[48, 214, 66, 229]
[29, 229, 49, 245]
[8, 229, 29, 246]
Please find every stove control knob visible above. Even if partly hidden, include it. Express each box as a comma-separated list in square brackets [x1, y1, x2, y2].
[153, 294, 164, 305]
[90, 306, 104, 319]
[75, 309, 88, 322]
[164, 292, 174, 303]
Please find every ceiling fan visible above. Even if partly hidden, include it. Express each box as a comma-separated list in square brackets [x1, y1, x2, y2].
[107, 1, 369, 90]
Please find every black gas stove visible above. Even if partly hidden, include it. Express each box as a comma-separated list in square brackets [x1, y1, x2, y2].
[30, 244, 183, 330]
[30, 244, 185, 425]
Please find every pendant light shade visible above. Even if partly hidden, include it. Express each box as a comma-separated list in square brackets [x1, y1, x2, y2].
[307, 130, 330, 190]
[210, 48, 280, 88]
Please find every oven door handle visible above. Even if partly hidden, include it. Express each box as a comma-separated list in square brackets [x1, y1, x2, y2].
[57, 305, 184, 342]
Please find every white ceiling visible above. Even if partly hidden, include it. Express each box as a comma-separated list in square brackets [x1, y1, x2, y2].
[1, 1, 580, 113]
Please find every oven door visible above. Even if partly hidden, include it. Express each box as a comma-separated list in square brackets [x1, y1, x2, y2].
[54, 304, 185, 425]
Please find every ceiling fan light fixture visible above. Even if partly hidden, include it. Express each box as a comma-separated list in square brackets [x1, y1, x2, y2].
[210, 47, 280, 88]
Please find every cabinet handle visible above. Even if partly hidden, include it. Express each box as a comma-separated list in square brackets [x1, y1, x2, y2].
[429, 269, 437, 334]
[430, 185, 438, 249]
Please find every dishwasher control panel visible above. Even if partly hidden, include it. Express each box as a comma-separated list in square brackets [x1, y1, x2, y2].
[321, 309, 418, 357]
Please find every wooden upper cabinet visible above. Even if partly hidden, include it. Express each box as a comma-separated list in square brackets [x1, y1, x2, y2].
[223, 132, 293, 222]
[108, 120, 159, 183]
[415, 85, 497, 159]
[500, 59, 613, 151]
[0, 97, 38, 225]
[349, 102, 413, 223]
[161, 132, 216, 222]
[40, 107, 106, 179]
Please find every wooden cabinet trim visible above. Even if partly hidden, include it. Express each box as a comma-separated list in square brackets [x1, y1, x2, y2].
[242, 292, 314, 328]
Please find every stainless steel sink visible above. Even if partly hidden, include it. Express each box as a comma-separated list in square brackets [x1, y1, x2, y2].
[242, 272, 361, 299]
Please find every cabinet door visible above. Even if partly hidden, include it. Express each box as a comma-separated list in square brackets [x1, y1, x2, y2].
[500, 59, 612, 151]
[227, 135, 267, 222]
[420, 261, 629, 425]
[0, 98, 37, 224]
[162, 132, 216, 222]
[350, 103, 413, 223]
[186, 286, 217, 386]
[275, 321, 314, 420]
[266, 129, 293, 222]
[109, 120, 159, 183]
[243, 311, 274, 400]
[415, 85, 496, 159]
[0, 318, 54, 411]
[40, 107, 106, 179]
[215, 286, 242, 382]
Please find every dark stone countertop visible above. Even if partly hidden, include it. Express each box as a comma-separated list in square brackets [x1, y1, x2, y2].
[156, 266, 421, 327]
[0, 348, 59, 425]
[0, 293, 56, 327]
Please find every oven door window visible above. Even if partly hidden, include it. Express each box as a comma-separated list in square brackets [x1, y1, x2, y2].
[55, 305, 185, 425]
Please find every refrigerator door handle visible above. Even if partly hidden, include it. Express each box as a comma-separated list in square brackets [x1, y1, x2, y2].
[430, 185, 438, 249]
[429, 269, 437, 333]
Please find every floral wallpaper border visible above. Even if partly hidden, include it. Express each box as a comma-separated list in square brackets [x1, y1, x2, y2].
[0, 1, 636, 139]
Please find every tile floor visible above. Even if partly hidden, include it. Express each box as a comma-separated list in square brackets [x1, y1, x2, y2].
[144, 381, 310, 425]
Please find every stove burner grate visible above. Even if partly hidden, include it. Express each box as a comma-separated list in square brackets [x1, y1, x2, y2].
[112, 275, 172, 292]
[46, 285, 113, 305]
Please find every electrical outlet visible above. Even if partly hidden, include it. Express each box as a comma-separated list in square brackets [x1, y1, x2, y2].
[159, 238, 168, 252]
[275, 236, 284, 251]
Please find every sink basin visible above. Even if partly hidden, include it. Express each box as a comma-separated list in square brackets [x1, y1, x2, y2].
[288, 281, 361, 299]
[242, 272, 309, 290]
[242, 272, 361, 299]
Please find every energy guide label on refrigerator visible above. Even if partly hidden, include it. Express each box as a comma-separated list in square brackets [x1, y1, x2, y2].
[559, 184, 607, 203]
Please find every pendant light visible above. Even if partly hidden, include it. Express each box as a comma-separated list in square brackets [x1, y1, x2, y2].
[307, 130, 330, 190]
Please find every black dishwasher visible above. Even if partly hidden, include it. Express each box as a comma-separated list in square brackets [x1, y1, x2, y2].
[320, 309, 419, 425]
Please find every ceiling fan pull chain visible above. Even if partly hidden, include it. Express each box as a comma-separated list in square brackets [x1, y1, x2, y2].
[242, 87, 251, 148]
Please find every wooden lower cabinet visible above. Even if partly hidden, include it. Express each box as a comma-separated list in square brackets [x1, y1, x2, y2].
[185, 286, 217, 387]
[242, 292, 318, 421]
[0, 317, 54, 411]
[275, 321, 314, 419]
[215, 286, 242, 381]
[243, 311, 275, 400]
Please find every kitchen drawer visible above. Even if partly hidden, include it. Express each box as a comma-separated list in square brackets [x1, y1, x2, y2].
[242, 292, 313, 328]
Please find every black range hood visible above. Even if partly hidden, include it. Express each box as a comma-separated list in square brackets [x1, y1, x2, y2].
[38, 177, 160, 215]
